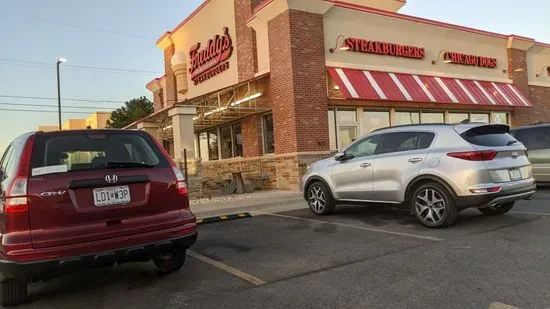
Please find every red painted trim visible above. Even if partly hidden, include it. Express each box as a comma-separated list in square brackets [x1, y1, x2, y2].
[156, 0, 213, 44]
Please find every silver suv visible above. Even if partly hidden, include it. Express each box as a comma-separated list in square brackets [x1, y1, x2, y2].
[301, 123, 536, 228]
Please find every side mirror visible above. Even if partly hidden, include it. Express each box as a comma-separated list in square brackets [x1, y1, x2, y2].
[335, 152, 354, 161]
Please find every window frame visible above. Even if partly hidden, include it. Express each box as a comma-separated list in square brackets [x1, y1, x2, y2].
[262, 113, 275, 155]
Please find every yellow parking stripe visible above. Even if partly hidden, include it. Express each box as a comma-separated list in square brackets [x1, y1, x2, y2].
[188, 250, 266, 286]
[219, 216, 229, 220]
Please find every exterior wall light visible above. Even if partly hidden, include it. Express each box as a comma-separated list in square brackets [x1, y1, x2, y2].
[329, 35, 349, 53]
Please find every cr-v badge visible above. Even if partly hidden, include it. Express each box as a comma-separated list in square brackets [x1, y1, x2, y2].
[40, 191, 66, 197]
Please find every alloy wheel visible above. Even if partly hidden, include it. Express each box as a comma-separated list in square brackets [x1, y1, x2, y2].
[415, 188, 446, 225]
[308, 185, 326, 214]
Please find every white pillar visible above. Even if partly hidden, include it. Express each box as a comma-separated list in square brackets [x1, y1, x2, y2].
[137, 121, 161, 141]
[169, 105, 196, 162]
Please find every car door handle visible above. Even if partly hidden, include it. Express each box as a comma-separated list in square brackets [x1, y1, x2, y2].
[408, 158, 423, 163]
[360, 163, 372, 168]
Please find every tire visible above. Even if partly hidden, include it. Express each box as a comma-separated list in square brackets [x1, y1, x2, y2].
[410, 182, 458, 228]
[306, 181, 335, 215]
[478, 202, 515, 216]
[154, 248, 187, 275]
[0, 279, 27, 307]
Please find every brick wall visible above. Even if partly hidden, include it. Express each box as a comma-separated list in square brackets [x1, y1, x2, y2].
[242, 114, 263, 157]
[234, 0, 258, 81]
[268, 10, 329, 155]
[164, 45, 178, 107]
[507, 48, 550, 126]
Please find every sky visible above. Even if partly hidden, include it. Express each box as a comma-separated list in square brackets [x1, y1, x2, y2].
[1, 0, 549, 154]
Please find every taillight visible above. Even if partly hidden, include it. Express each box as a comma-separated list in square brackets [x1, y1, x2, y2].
[447, 151, 497, 161]
[172, 167, 188, 195]
[2, 178, 29, 214]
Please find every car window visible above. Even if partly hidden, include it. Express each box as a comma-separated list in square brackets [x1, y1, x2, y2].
[461, 125, 516, 147]
[514, 127, 550, 150]
[0, 144, 15, 180]
[345, 135, 383, 158]
[30, 132, 168, 175]
[379, 132, 435, 154]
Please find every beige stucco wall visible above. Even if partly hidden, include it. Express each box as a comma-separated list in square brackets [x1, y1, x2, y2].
[527, 45, 550, 87]
[167, 0, 238, 100]
[86, 112, 111, 129]
[62, 119, 86, 130]
[324, 7, 511, 83]
[38, 125, 58, 132]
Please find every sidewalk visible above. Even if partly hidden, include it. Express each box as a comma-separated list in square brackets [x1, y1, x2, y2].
[190, 191, 306, 218]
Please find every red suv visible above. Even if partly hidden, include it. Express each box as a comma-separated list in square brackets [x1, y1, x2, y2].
[0, 130, 197, 306]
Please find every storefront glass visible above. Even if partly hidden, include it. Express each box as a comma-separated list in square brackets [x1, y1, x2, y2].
[395, 111, 420, 125]
[421, 112, 444, 123]
[338, 126, 357, 150]
[470, 113, 489, 123]
[492, 112, 509, 125]
[199, 132, 209, 162]
[207, 129, 219, 161]
[363, 111, 390, 133]
[263, 114, 275, 154]
[448, 113, 469, 123]
[220, 126, 232, 159]
[233, 124, 243, 157]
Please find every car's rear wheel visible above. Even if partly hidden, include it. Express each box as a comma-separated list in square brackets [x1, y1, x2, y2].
[0, 279, 27, 307]
[154, 247, 187, 275]
[478, 202, 515, 216]
[307, 181, 335, 215]
[411, 182, 457, 228]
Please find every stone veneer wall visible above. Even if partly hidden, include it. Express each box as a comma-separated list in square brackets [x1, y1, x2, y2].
[201, 152, 332, 191]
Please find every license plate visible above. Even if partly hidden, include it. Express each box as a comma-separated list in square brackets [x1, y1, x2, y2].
[509, 168, 522, 181]
[93, 186, 131, 207]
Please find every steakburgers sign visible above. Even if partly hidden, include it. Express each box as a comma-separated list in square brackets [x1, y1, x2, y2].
[189, 27, 233, 85]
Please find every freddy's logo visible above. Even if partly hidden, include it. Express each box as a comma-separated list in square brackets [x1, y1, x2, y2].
[188, 27, 233, 84]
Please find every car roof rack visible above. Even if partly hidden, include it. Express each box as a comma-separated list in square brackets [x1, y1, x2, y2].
[371, 123, 450, 133]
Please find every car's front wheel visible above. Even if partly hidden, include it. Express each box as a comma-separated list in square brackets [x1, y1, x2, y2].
[307, 181, 335, 215]
[411, 182, 458, 228]
[154, 247, 187, 275]
[477, 202, 515, 215]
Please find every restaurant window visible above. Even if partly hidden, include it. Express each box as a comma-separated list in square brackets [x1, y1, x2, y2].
[336, 109, 358, 150]
[328, 110, 337, 151]
[395, 111, 420, 125]
[421, 112, 444, 124]
[448, 113, 469, 123]
[207, 129, 219, 161]
[233, 124, 243, 157]
[363, 111, 390, 133]
[263, 114, 275, 154]
[470, 113, 489, 123]
[199, 132, 209, 162]
[220, 126, 232, 159]
[492, 112, 509, 125]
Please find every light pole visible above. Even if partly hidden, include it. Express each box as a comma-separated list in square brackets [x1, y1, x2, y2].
[56, 57, 67, 130]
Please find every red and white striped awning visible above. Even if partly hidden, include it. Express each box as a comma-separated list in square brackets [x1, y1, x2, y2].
[328, 67, 532, 107]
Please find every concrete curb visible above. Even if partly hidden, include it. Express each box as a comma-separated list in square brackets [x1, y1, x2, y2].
[197, 213, 252, 225]
[193, 198, 306, 219]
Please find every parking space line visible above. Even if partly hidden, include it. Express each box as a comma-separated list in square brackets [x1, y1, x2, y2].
[251, 211, 443, 241]
[187, 250, 266, 286]
[511, 211, 550, 216]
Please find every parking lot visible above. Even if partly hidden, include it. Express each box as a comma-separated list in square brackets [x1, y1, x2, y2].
[16, 190, 550, 309]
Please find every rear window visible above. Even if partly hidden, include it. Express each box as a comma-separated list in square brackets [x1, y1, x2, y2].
[512, 127, 550, 150]
[30, 132, 169, 176]
[461, 125, 517, 147]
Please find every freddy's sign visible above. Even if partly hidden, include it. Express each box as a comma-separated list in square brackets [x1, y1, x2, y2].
[443, 52, 497, 69]
[189, 27, 233, 85]
[343, 37, 425, 60]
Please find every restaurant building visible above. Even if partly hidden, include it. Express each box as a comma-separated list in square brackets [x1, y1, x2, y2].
[129, 0, 550, 193]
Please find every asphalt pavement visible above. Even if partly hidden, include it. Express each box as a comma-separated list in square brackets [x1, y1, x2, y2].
[14, 188, 550, 309]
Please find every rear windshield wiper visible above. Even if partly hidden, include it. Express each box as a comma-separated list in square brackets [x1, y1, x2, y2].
[104, 161, 155, 169]
[506, 140, 518, 146]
